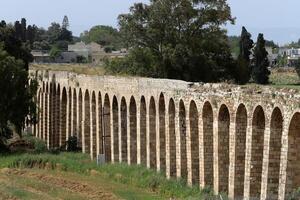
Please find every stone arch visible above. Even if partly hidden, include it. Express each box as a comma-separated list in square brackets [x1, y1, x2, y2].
[179, 100, 187, 179]
[140, 96, 147, 166]
[285, 112, 300, 196]
[121, 97, 128, 163]
[91, 91, 97, 158]
[72, 89, 77, 138]
[169, 98, 176, 178]
[234, 104, 248, 198]
[202, 101, 214, 187]
[68, 87, 72, 138]
[50, 83, 57, 148]
[266, 107, 283, 199]
[84, 90, 90, 154]
[78, 89, 83, 149]
[218, 104, 230, 193]
[60, 87, 67, 147]
[48, 84, 53, 146]
[103, 94, 111, 162]
[112, 96, 119, 162]
[250, 106, 265, 198]
[149, 97, 157, 168]
[98, 92, 103, 155]
[159, 93, 166, 172]
[44, 84, 49, 144]
[189, 100, 199, 185]
[40, 85, 44, 140]
[56, 84, 61, 147]
[130, 96, 137, 164]
[38, 89, 42, 139]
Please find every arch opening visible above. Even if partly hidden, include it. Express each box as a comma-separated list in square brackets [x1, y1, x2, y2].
[112, 96, 119, 162]
[149, 97, 157, 168]
[60, 87, 67, 147]
[203, 102, 214, 187]
[266, 107, 283, 199]
[234, 104, 247, 198]
[72, 89, 77, 139]
[121, 97, 128, 163]
[84, 90, 90, 154]
[179, 100, 187, 179]
[169, 99, 176, 177]
[218, 104, 230, 193]
[159, 94, 166, 172]
[286, 112, 300, 196]
[68, 88, 72, 138]
[190, 101, 199, 185]
[103, 94, 111, 162]
[130, 97, 137, 164]
[78, 89, 83, 149]
[91, 92, 97, 158]
[98, 92, 102, 155]
[140, 96, 147, 166]
[250, 106, 265, 197]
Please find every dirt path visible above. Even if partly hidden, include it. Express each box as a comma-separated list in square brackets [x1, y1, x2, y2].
[0, 168, 119, 200]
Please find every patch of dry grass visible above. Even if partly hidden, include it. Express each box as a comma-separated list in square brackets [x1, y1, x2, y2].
[30, 63, 106, 76]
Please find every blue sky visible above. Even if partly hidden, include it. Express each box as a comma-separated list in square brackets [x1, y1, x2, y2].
[0, 0, 299, 45]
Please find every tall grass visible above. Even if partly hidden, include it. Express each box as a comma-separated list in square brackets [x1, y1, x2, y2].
[0, 152, 224, 199]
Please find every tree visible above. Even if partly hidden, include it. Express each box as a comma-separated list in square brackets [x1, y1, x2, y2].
[234, 26, 253, 84]
[0, 22, 33, 70]
[62, 15, 69, 30]
[115, 0, 235, 82]
[252, 33, 270, 84]
[80, 25, 122, 49]
[47, 22, 62, 44]
[0, 45, 37, 145]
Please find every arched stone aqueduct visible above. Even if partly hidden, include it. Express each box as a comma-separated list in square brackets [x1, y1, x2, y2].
[32, 70, 300, 200]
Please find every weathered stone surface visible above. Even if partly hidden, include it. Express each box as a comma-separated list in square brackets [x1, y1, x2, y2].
[31, 70, 300, 200]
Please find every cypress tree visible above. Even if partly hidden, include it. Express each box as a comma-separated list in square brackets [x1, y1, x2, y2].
[252, 33, 270, 84]
[235, 26, 253, 84]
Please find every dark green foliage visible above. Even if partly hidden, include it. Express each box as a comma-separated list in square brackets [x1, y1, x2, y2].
[0, 22, 33, 70]
[108, 0, 235, 82]
[294, 58, 300, 78]
[80, 25, 122, 50]
[66, 136, 78, 152]
[234, 27, 253, 84]
[31, 16, 73, 53]
[62, 16, 70, 30]
[252, 34, 270, 84]
[234, 56, 251, 84]
[239, 27, 253, 63]
[76, 55, 87, 63]
[0, 19, 37, 143]
[23, 134, 47, 154]
[287, 188, 300, 200]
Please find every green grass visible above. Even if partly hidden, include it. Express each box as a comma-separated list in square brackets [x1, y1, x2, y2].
[0, 152, 220, 199]
[269, 68, 300, 89]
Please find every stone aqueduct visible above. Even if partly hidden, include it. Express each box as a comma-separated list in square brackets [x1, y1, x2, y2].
[31, 70, 300, 200]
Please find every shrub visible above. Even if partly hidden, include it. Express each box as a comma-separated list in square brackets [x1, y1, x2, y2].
[23, 135, 47, 154]
[66, 136, 78, 152]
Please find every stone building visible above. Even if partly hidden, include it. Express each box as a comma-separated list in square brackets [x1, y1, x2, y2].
[32, 69, 300, 200]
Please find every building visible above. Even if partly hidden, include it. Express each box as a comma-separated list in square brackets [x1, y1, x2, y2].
[68, 42, 90, 59]
[32, 50, 51, 63]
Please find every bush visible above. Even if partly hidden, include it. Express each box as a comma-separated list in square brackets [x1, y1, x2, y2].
[23, 135, 47, 154]
[66, 136, 78, 152]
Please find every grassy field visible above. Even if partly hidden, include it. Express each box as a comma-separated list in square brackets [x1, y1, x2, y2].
[0, 152, 220, 200]
[30, 63, 106, 76]
[269, 68, 300, 89]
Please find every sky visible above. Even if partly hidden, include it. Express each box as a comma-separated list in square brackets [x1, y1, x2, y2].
[0, 0, 300, 45]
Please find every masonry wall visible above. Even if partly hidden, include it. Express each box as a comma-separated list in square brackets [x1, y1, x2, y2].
[32, 70, 300, 200]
